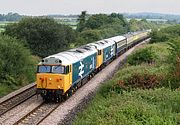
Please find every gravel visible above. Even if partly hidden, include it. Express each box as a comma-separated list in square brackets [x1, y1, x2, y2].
[0, 96, 43, 125]
[39, 40, 149, 125]
[0, 83, 35, 104]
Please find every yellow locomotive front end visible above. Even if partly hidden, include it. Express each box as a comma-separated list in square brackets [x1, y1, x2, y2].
[36, 64, 72, 101]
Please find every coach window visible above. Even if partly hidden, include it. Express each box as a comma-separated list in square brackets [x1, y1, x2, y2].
[98, 50, 101, 55]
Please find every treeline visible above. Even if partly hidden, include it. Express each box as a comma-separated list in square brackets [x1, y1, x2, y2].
[0, 12, 23, 21]
[4, 18, 76, 57]
[75, 12, 129, 46]
[3, 12, 160, 58]
[0, 12, 165, 97]
[75, 11, 162, 46]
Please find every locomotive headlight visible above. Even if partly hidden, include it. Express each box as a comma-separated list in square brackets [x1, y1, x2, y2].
[49, 78, 52, 81]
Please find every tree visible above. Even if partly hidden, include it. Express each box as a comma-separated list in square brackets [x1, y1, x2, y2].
[85, 14, 110, 29]
[76, 13, 129, 44]
[4, 17, 77, 57]
[77, 11, 88, 32]
[109, 13, 127, 27]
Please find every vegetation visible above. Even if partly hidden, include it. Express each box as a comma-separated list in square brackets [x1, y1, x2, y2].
[129, 19, 163, 31]
[127, 46, 157, 65]
[75, 12, 166, 46]
[74, 88, 180, 125]
[0, 35, 38, 97]
[74, 25, 180, 124]
[76, 12, 129, 45]
[150, 25, 180, 43]
[150, 25, 180, 87]
[4, 17, 77, 57]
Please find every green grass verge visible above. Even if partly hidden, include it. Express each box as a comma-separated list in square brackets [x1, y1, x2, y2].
[74, 88, 180, 125]
[73, 42, 179, 125]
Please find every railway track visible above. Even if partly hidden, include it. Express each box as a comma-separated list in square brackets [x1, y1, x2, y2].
[0, 39, 151, 125]
[14, 102, 60, 125]
[0, 84, 36, 116]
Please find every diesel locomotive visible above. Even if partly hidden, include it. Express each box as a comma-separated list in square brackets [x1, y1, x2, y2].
[36, 30, 150, 101]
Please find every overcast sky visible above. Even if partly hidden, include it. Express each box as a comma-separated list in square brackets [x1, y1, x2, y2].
[0, 0, 180, 16]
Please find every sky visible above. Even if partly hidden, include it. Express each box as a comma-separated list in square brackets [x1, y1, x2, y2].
[0, 0, 180, 16]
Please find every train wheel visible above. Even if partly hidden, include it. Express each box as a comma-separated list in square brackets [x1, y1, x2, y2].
[75, 86, 78, 91]
[66, 93, 69, 97]
[70, 88, 74, 95]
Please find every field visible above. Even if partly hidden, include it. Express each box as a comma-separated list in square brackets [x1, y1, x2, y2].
[73, 42, 180, 125]
[0, 20, 77, 32]
[0, 21, 16, 33]
[55, 18, 78, 29]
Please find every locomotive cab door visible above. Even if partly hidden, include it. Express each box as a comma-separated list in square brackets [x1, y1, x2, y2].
[96, 49, 103, 68]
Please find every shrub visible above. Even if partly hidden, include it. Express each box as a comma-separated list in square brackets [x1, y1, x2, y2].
[127, 47, 157, 65]
[123, 73, 162, 89]
[166, 37, 180, 87]
[0, 35, 36, 87]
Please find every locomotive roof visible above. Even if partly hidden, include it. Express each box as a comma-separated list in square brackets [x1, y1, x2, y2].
[39, 46, 97, 65]
[108, 35, 126, 42]
[87, 39, 115, 50]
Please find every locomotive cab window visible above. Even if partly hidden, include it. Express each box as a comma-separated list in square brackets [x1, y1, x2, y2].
[38, 65, 51, 73]
[38, 65, 65, 74]
[52, 66, 65, 74]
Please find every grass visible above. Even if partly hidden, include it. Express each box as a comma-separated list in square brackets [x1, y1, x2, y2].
[73, 42, 180, 125]
[74, 88, 180, 125]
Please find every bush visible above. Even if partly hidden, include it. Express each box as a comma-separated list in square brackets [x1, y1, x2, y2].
[166, 37, 180, 87]
[124, 73, 162, 89]
[127, 47, 157, 65]
[0, 35, 36, 88]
